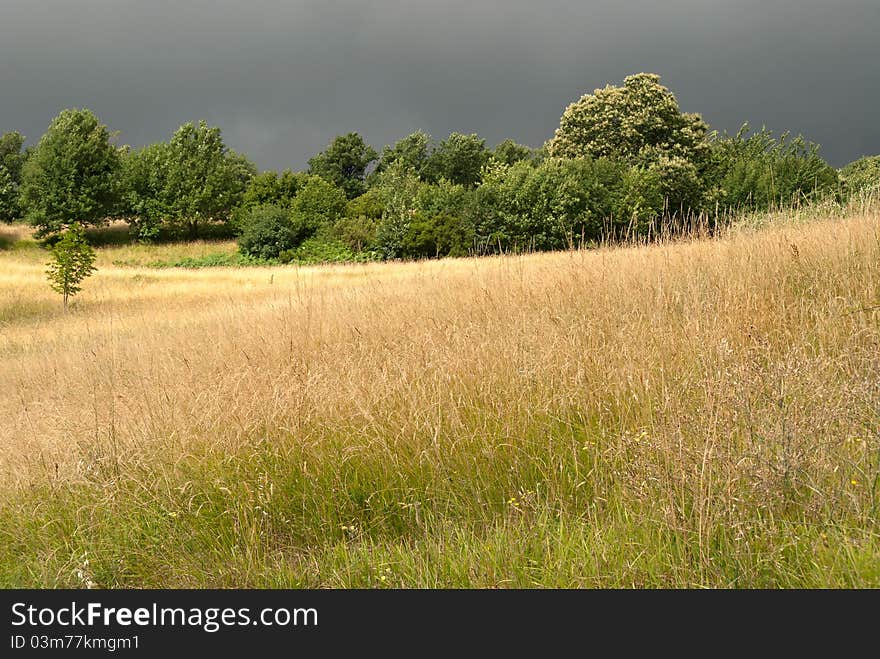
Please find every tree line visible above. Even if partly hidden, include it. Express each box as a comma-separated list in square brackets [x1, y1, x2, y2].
[1, 73, 878, 263]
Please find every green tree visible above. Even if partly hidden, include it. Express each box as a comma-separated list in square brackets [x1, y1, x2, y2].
[121, 122, 255, 239]
[547, 73, 710, 169]
[120, 142, 170, 240]
[470, 156, 664, 252]
[491, 139, 534, 166]
[375, 131, 432, 179]
[0, 131, 28, 220]
[291, 175, 348, 226]
[46, 223, 97, 311]
[401, 212, 473, 259]
[241, 169, 304, 208]
[163, 121, 255, 238]
[21, 109, 123, 236]
[425, 132, 489, 186]
[373, 160, 424, 258]
[308, 132, 378, 199]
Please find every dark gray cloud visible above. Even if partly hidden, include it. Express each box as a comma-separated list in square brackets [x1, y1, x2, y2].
[1, 0, 877, 169]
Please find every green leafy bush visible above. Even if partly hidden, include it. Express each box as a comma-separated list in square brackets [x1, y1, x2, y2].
[401, 213, 473, 258]
[148, 252, 271, 268]
[237, 204, 305, 260]
[290, 175, 348, 225]
[335, 214, 380, 253]
[279, 226, 379, 264]
[706, 125, 838, 211]
[840, 155, 880, 197]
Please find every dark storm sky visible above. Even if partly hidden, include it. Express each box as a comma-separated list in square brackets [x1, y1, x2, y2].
[1, 0, 877, 169]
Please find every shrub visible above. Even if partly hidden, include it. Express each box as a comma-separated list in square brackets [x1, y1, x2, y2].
[237, 204, 307, 260]
[647, 155, 705, 217]
[279, 226, 377, 264]
[335, 215, 380, 253]
[401, 213, 473, 259]
[471, 157, 655, 252]
[840, 155, 880, 197]
[345, 188, 385, 220]
[706, 125, 838, 211]
[291, 175, 348, 225]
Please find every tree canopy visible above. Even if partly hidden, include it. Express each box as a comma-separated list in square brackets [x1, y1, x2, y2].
[308, 132, 377, 199]
[20, 109, 123, 235]
[122, 121, 255, 239]
[547, 73, 710, 169]
[425, 132, 489, 187]
[0, 131, 27, 220]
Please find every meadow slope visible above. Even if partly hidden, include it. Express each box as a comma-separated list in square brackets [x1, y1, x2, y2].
[0, 209, 878, 587]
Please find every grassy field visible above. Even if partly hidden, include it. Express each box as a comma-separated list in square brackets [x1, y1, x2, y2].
[0, 205, 878, 587]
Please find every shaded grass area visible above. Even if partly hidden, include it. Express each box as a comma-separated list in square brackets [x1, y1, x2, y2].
[2, 411, 877, 588]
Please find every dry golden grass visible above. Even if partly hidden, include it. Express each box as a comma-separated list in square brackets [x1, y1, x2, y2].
[0, 207, 878, 587]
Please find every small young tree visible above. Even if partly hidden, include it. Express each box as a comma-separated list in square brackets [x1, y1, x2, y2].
[46, 223, 97, 312]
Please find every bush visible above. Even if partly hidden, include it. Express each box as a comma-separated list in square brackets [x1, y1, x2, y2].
[706, 126, 839, 212]
[840, 155, 880, 197]
[291, 175, 347, 225]
[279, 226, 378, 264]
[470, 157, 659, 252]
[237, 204, 308, 260]
[647, 155, 705, 217]
[335, 214, 379, 253]
[345, 188, 384, 220]
[401, 213, 473, 259]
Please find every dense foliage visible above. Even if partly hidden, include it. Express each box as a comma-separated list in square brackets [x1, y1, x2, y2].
[0, 131, 28, 221]
[840, 155, 880, 196]
[4, 74, 869, 262]
[123, 121, 256, 240]
[706, 125, 839, 211]
[547, 73, 711, 169]
[20, 109, 123, 236]
[308, 133, 377, 199]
